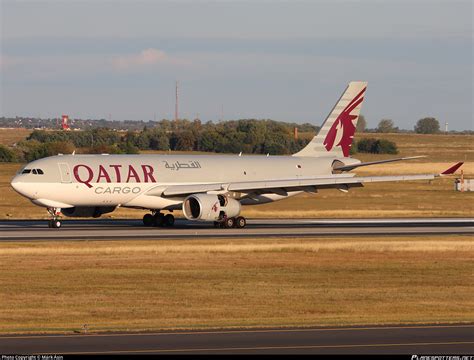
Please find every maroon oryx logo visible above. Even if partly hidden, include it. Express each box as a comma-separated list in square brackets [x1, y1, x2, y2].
[323, 87, 366, 157]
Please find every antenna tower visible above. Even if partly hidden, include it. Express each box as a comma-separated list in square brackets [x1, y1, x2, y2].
[175, 80, 179, 122]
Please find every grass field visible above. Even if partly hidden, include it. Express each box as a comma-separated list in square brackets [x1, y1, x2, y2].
[0, 235, 472, 334]
[0, 130, 473, 219]
[0, 128, 32, 146]
[0, 129, 472, 335]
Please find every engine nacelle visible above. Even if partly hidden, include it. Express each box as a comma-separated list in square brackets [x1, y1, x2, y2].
[62, 206, 116, 218]
[182, 194, 241, 221]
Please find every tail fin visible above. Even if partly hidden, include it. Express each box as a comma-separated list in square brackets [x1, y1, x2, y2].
[293, 81, 367, 157]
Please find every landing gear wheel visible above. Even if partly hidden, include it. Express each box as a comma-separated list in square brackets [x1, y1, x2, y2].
[153, 213, 164, 227]
[164, 214, 175, 227]
[224, 217, 235, 228]
[47, 207, 62, 229]
[143, 214, 154, 227]
[49, 220, 61, 228]
[235, 216, 246, 229]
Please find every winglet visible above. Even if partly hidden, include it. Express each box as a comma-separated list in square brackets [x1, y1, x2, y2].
[441, 162, 464, 175]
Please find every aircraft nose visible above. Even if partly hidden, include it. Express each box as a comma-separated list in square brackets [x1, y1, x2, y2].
[11, 176, 30, 198]
[11, 176, 21, 193]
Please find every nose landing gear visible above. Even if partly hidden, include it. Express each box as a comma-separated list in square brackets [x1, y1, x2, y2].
[47, 208, 62, 228]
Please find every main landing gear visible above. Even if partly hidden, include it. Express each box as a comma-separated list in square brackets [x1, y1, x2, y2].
[47, 208, 62, 228]
[143, 212, 175, 227]
[214, 216, 247, 229]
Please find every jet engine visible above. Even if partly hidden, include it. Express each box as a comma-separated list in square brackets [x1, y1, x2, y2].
[182, 194, 241, 221]
[62, 206, 116, 218]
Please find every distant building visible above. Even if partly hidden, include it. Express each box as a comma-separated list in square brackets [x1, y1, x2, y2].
[62, 115, 70, 131]
[455, 178, 474, 192]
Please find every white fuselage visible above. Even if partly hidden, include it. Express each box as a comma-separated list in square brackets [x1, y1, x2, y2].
[11, 154, 343, 211]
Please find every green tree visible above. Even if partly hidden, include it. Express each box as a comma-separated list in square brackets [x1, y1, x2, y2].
[20, 140, 75, 161]
[86, 144, 123, 154]
[414, 117, 440, 134]
[198, 130, 220, 152]
[149, 130, 169, 150]
[357, 138, 398, 154]
[0, 144, 16, 162]
[118, 142, 140, 154]
[172, 131, 196, 151]
[43, 141, 75, 156]
[376, 119, 398, 133]
[373, 139, 398, 154]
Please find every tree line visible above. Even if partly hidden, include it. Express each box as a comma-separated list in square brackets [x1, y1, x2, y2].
[29, 119, 314, 154]
[359, 117, 444, 134]
[0, 118, 404, 162]
[2, 120, 314, 162]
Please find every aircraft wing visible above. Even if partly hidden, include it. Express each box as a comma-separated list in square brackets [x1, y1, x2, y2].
[158, 162, 462, 197]
[161, 174, 434, 197]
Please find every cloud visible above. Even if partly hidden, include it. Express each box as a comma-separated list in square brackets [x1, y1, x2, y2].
[111, 48, 186, 70]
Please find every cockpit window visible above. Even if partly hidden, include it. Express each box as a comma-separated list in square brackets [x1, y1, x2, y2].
[20, 168, 44, 175]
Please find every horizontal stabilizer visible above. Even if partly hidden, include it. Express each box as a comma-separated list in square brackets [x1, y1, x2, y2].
[441, 162, 464, 175]
[335, 156, 426, 172]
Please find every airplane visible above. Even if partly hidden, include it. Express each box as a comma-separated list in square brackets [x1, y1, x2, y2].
[10, 81, 463, 228]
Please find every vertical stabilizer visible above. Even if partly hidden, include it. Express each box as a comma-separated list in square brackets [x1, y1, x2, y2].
[293, 81, 367, 157]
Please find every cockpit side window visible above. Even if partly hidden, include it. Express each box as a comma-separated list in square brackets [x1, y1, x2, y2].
[21, 168, 44, 175]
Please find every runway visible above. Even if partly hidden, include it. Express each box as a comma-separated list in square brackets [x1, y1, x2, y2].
[1, 324, 473, 354]
[0, 218, 473, 241]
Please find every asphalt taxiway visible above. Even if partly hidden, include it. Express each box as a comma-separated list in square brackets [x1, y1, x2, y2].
[0, 218, 472, 241]
[1, 324, 473, 354]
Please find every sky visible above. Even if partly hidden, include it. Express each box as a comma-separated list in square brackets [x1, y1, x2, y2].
[1, 0, 472, 130]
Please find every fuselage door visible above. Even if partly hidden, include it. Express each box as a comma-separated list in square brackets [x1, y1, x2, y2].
[58, 163, 72, 183]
